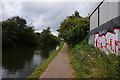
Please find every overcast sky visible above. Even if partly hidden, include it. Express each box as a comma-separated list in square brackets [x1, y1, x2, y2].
[1, 0, 98, 36]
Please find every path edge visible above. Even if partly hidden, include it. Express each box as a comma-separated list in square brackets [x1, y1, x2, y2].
[26, 42, 64, 80]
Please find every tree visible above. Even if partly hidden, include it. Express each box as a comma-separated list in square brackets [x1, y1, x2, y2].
[74, 10, 80, 17]
[57, 11, 89, 47]
[2, 16, 39, 47]
[2, 16, 59, 47]
[39, 27, 59, 45]
[11, 16, 27, 31]
[2, 19, 19, 46]
[41, 27, 50, 36]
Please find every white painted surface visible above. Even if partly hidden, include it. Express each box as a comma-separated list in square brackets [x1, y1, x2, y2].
[89, 1, 103, 16]
[118, 1, 120, 16]
[90, 1, 120, 30]
[90, 9, 98, 30]
[99, 2, 119, 25]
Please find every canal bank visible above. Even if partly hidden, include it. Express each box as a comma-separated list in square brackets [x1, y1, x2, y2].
[27, 43, 65, 79]
[39, 43, 74, 78]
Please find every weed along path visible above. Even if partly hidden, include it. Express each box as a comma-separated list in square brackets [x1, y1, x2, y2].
[39, 43, 74, 78]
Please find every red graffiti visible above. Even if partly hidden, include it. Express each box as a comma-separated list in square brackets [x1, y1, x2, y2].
[94, 28, 120, 55]
[119, 48, 120, 51]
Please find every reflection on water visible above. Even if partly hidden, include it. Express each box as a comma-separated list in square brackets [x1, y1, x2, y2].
[2, 44, 58, 78]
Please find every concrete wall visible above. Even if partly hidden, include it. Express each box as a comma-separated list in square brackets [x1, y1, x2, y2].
[99, 2, 119, 26]
[90, 9, 98, 30]
[89, 1, 120, 55]
[94, 28, 120, 55]
[89, 16, 120, 55]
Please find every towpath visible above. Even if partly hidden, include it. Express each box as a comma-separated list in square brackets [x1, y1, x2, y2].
[39, 43, 74, 78]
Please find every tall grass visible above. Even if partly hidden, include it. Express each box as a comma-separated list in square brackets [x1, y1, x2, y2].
[68, 36, 120, 79]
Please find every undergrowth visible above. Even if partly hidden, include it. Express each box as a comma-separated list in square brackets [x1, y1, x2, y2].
[69, 36, 120, 79]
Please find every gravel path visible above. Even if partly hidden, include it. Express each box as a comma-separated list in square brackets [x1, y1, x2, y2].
[39, 43, 74, 78]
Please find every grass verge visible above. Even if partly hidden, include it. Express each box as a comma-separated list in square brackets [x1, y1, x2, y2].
[27, 42, 64, 80]
[68, 36, 120, 79]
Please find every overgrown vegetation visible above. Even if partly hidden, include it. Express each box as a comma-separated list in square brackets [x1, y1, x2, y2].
[27, 42, 64, 80]
[57, 10, 120, 79]
[57, 10, 89, 47]
[2, 16, 59, 47]
[69, 36, 120, 78]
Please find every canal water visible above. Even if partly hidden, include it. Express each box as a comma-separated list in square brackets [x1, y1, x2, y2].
[2, 44, 59, 78]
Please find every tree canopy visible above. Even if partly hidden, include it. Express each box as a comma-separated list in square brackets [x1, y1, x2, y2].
[2, 16, 39, 47]
[2, 16, 59, 47]
[57, 10, 89, 46]
[38, 27, 59, 45]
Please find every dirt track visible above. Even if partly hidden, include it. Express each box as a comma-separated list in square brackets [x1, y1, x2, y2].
[39, 43, 74, 78]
